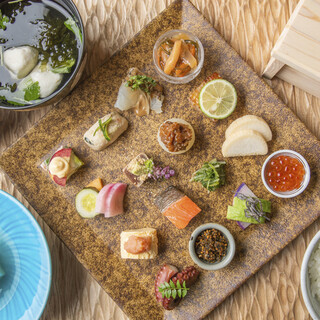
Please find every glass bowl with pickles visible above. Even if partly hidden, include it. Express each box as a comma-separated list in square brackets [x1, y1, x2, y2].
[153, 29, 204, 84]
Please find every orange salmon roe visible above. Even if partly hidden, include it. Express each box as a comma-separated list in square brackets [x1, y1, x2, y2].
[265, 155, 305, 192]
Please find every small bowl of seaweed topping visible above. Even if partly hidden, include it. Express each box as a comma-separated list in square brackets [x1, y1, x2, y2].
[189, 223, 235, 271]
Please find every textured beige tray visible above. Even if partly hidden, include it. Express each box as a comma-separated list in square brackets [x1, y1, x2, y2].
[1, 1, 320, 320]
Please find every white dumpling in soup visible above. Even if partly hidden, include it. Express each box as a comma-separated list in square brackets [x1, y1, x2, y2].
[29, 63, 63, 98]
[4, 46, 39, 79]
[18, 63, 63, 99]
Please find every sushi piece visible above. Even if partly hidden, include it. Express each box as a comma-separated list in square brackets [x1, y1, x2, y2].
[155, 186, 201, 229]
[4, 46, 39, 79]
[120, 228, 158, 259]
[123, 153, 150, 187]
[114, 67, 164, 116]
[83, 111, 128, 151]
[95, 183, 127, 218]
[41, 146, 84, 187]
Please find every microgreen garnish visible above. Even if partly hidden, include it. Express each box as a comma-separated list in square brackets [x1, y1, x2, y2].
[125, 75, 156, 94]
[143, 159, 155, 174]
[158, 280, 189, 299]
[24, 81, 40, 101]
[93, 117, 112, 141]
[236, 193, 270, 222]
[190, 159, 226, 192]
[142, 159, 175, 180]
[0, 10, 9, 30]
[64, 18, 82, 43]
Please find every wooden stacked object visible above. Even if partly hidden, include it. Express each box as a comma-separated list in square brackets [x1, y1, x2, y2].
[263, 0, 320, 98]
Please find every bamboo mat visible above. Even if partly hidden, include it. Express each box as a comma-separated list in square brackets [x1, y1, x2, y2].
[0, 0, 319, 319]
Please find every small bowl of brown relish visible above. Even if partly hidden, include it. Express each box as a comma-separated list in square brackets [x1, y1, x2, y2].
[157, 118, 195, 154]
[189, 223, 235, 271]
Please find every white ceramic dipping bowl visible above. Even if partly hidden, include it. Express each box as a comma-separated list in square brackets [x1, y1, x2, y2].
[261, 149, 310, 198]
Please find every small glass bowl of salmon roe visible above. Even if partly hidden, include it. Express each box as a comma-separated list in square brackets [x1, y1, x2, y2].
[261, 150, 310, 198]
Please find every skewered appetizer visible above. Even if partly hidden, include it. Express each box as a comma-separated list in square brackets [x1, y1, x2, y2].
[123, 153, 175, 187]
[155, 186, 201, 229]
[154, 264, 199, 310]
[41, 146, 84, 186]
[83, 111, 128, 151]
[157, 118, 195, 154]
[114, 67, 164, 116]
[120, 228, 158, 259]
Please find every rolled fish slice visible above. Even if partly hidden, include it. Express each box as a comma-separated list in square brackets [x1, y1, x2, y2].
[95, 184, 114, 214]
[104, 183, 127, 218]
[155, 186, 201, 229]
[83, 111, 128, 151]
[95, 183, 127, 217]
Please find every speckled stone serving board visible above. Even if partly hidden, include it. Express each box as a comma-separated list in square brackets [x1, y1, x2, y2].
[0, 1, 320, 319]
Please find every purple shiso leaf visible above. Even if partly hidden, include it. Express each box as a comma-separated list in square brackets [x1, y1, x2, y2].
[234, 183, 256, 230]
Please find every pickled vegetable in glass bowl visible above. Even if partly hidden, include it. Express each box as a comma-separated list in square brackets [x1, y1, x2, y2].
[153, 29, 204, 84]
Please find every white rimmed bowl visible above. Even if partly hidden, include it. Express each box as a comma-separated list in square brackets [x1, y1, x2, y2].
[261, 149, 310, 198]
[189, 223, 236, 271]
[153, 29, 204, 84]
[301, 231, 320, 320]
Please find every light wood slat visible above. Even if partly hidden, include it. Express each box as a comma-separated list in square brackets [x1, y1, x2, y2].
[1, 1, 319, 319]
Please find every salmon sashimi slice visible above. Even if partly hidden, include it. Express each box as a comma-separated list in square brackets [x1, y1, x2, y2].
[189, 72, 222, 108]
[163, 196, 201, 229]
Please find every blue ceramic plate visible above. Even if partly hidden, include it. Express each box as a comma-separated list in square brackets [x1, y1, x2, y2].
[0, 190, 51, 320]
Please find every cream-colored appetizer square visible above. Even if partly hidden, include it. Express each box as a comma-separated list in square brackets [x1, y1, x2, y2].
[120, 228, 158, 259]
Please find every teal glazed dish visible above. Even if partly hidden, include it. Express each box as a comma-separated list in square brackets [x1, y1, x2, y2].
[0, 190, 51, 320]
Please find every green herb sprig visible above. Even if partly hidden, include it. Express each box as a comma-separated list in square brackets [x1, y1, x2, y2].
[125, 75, 156, 94]
[64, 18, 82, 43]
[143, 159, 154, 174]
[93, 117, 112, 141]
[0, 10, 9, 30]
[51, 58, 75, 73]
[158, 280, 189, 299]
[190, 159, 226, 192]
[24, 81, 40, 101]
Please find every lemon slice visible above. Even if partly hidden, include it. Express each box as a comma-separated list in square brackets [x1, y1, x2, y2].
[199, 79, 237, 119]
